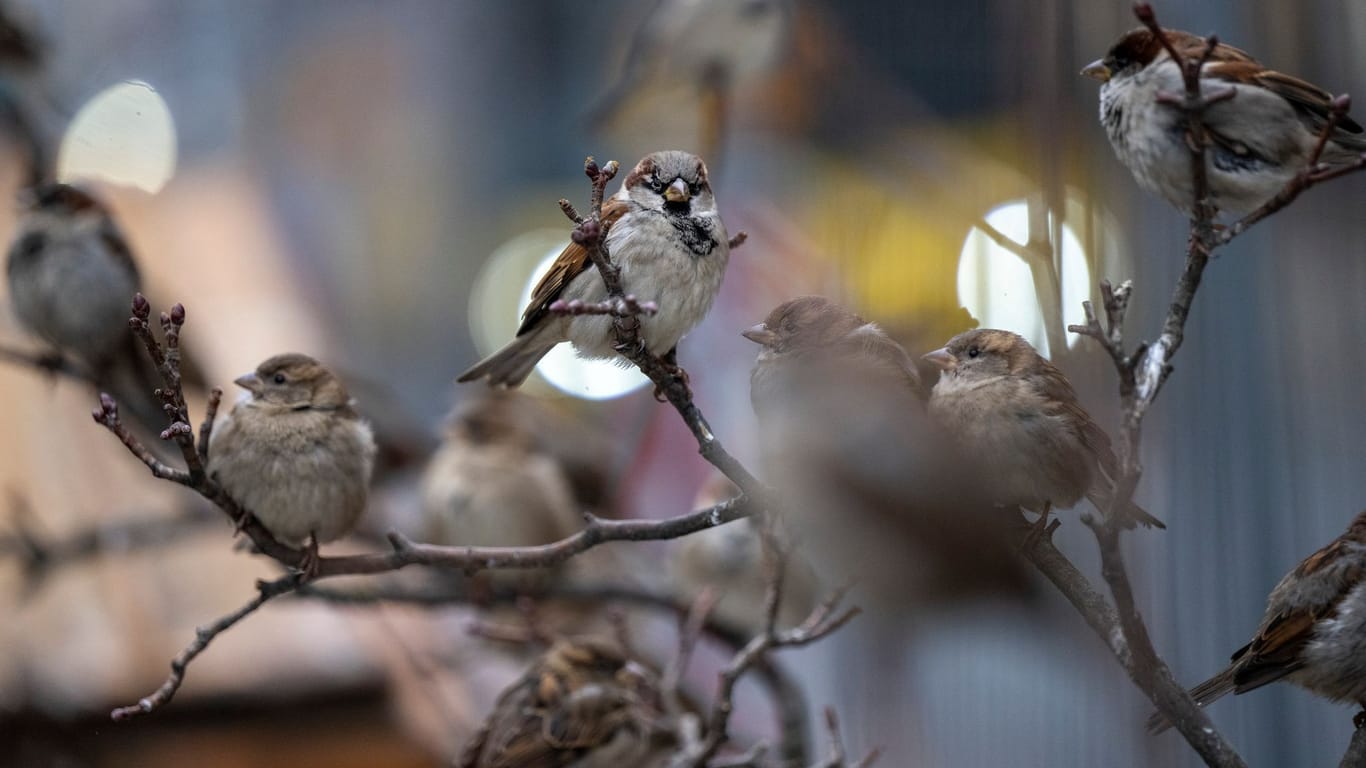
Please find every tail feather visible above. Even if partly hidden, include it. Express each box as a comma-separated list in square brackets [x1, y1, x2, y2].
[1087, 490, 1166, 529]
[1146, 667, 1235, 734]
[457, 331, 558, 388]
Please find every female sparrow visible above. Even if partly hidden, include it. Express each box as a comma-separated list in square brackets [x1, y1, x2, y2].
[456, 638, 671, 768]
[4, 182, 177, 431]
[1149, 510, 1366, 733]
[420, 391, 583, 595]
[459, 150, 729, 387]
[745, 297, 1029, 605]
[7, 183, 140, 373]
[1083, 27, 1366, 215]
[209, 354, 376, 563]
[923, 329, 1164, 529]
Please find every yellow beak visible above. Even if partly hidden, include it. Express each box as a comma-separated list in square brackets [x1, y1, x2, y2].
[664, 177, 690, 204]
[1081, 60, 1111, 82]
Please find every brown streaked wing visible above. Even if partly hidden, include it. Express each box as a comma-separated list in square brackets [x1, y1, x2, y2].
[97, 217, 141, 284]
[1231, 550, 1365, 693]
[1033, 357, 1121, 480]
[1206, 61, 1365, 134]
[517, 198, 629, 336]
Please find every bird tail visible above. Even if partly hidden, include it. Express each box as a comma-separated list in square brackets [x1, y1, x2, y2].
[1087, 489, 1166, 529]
[1146, 666, 1235, 734]
[456, 329, 558, 388]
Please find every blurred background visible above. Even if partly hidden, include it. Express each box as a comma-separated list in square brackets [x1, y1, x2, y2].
[0, 0, 1364, 766]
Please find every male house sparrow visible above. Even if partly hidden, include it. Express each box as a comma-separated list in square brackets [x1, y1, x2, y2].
[420, 391, 584, 595]
[459, 150, 729, 387]
[745, 297, 1028, 606]
[1149, 510, 1366, 733]
[456, 637, 671, 768]
[209, 354, 376, 562]
[1083, 27, 1366, 215]
[923, 329, 1163, 529]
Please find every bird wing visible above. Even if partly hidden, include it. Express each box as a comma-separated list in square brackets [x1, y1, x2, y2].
[516, 197, 628, 336]
[1205, 59, 1365, 135]
[1032, 356, 1120, 481]
[1229, 539, 1366, 693]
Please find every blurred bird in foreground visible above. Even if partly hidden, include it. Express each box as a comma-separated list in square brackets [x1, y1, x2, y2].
[456, 637, 673, 768]
[671, 473, 818, 633]
[923, 329, 1163, 531]
[4, 182, 177, 433]
[588, 0, 790, 159]
[209, 353, 376, 571]
[1149, 510, 1366, 733]
[744, 296, 1028, 608]
[459, 151, 729, 388]
[420, 390, 585, 598]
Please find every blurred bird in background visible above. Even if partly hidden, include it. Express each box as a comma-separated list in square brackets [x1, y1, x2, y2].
[671, 473, 818, 634]
[420, 390, 586, 599]
[4, 182, 182, 435]
[589, 0, 791, 162]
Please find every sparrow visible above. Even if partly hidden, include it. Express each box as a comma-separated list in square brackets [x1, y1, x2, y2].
[455, 637, 672, 768]
[1148, 510, 1366, 733]
[1083, 27, 1366, 216]
[745, 297, 1030, 607]
[923, 329, 1164, 530]
[671, 474, 817, 634]
[208, 353, 376, 564]
[588, 0, 790, 129]
[4, 182, 174, 430]
[419, 390, 584, 596]
[459, 150, 729, 388]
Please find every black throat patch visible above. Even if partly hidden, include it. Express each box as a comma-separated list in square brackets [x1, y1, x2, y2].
[669, 214, 717, 257]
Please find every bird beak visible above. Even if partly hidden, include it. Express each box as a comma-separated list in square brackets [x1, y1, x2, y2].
[922, 348, 956, 371]
[664, 177, 690, 204]
[741, 323, 777, 347]
[1081, 60, 1111, 82]
[233, 372, 263, 394]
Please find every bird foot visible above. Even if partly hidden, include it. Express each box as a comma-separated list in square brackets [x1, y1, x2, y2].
[296, 532, 322, 581]
[1020, 503, 1056, 549]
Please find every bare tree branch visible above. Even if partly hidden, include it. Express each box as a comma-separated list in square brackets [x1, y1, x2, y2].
[109, 572, 302, 721]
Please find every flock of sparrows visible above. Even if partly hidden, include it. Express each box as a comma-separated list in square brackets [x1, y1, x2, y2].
[4, 14, 1366, 764]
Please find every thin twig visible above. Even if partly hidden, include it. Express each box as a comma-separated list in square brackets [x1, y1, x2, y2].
[0, 344, 92, 382]
[109, 573, 302, 721]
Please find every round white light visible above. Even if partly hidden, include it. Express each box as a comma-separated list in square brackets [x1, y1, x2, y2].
[956, 200, 1095, 358]
[57, 80, 177, 194]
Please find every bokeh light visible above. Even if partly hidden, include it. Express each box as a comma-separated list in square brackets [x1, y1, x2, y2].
[956, 197, 1100, 358]
[56, 80, 177, 194]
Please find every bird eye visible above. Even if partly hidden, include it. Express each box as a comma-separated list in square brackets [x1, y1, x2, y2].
[272, 372, 287, 384]
[648, 177, 665, 193]
[967, 346, 980, 359]
[688, 181, 701, 195]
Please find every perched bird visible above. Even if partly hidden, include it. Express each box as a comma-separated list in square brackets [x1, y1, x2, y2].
[456, 637, 672, 768]
[745, 297, 1028, 606]
[1149, 510, 1366, 733]
[672, 474, 818, 633]
[420, 390, 584, 595]
[7, 184, 137, 367]
[1083, 27, 1366, 215]
[209, 353, 376, 566]
[3, 182, 179, 431]
[459, 150, 729, 387]
[923, 329, 1163, 529]
[588, 0, 790, 155]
